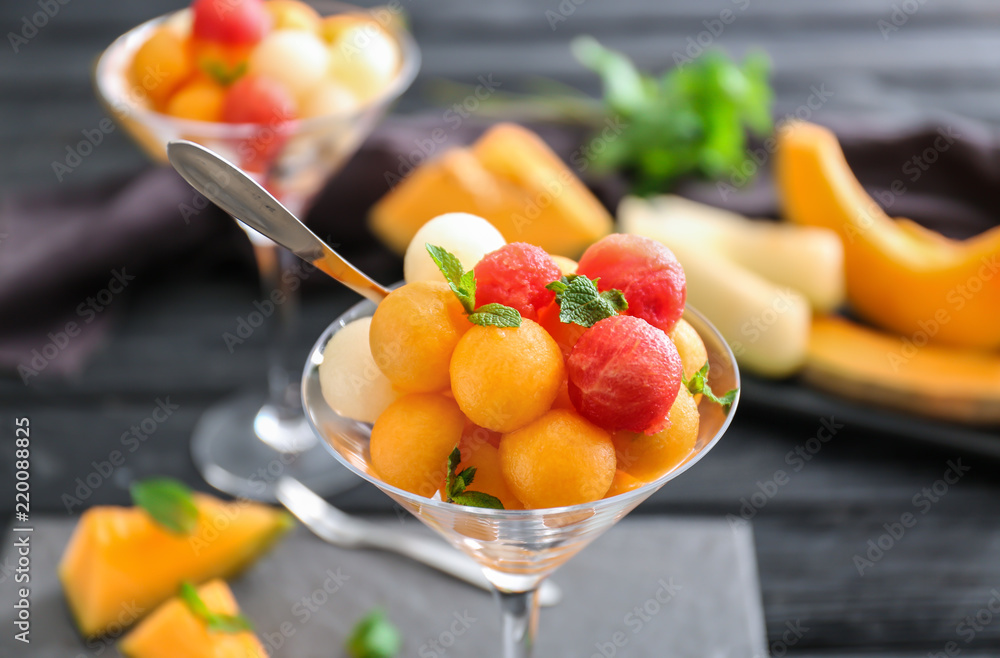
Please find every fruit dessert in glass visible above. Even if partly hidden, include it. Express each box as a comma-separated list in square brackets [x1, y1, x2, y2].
[302, 213, 740, 656]
[94, 0, 419, 499]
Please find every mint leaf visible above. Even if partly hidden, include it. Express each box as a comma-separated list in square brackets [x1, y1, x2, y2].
[426, 244, 476, 313]
[200, 59, 247, 87]
[546, 274, 628, 328]
[444, 446, 505, 510]
[452, 492, 504, 509]
[179, 582, 254, 634]
[130, 478, 199, 535]
[682, 362, 738, 410]
[347, 608, 401, 658]
[468, 303, 522, 328]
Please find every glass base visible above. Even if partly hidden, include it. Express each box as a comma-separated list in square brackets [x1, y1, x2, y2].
[191, 391, 358, 502]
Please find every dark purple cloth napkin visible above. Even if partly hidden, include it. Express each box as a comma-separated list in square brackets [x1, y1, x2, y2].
[3, 113, 999, 377]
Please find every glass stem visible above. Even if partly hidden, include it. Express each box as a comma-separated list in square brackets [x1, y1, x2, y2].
[497, 589, 539, 658]
[252, 239, 301, 419]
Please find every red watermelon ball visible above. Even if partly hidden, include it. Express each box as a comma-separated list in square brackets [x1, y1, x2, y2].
[577, 234, 686, 332]
[473, 243, 562, 320]
[567, 315, 683, 435]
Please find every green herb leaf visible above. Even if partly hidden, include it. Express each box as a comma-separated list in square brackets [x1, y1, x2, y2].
[178, 582, 255, 634]
[426, 244, 476, 313]
[200, 59, 248, 87]
[347, 608, 402, 658]
[546, 274, 628, 328]
[452, 492, 505, 509]
[468, 303, 522, 328]
[130, 478, 199, 535]
[570, 37, 774, 194]
[682, 363, 738, 410]
[444, 446, 505, 510]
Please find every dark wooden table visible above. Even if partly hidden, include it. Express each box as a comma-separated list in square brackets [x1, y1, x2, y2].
[3, 1, 1000, 655]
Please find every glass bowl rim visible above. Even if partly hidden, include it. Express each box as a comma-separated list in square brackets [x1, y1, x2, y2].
[92, 1, 421, 138]
[301, 296, 741, 519]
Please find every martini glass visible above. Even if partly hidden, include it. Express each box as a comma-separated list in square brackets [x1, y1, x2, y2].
[302, 300, 740, 656]
[93, 3, 420, 499]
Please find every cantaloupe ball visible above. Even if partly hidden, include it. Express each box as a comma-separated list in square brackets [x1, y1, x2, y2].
[612, 386, 700, 482]
[300, 80, 359, 118]
[668, 318, 708, 381]
[404, 213, 506, 285]
[550, 255, 578, 277]
[165, 78, 226, 121]
[370, 393, 465, 497]
[249, 29, 330, 102]
[327, 20, 400, 101]
[440, 442, 523, 510]
[500, 409, 615, 508]
[130, 27, 192, 109]
[266, 0, 322, 33]
[604, 469, 644, 498]
[319, 317, 400, 424]
[450, 320, 564, 433]
[369, 281, 470, 392]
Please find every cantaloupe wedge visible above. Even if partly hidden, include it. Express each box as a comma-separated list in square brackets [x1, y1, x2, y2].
[620, 195, 844, 377]
[59, 493, 292, 638]
[776, 121, 1000, 350]
[805, 315, 1000, 423]
[370, 123, 613, 257]
[120, 579, 267, 658]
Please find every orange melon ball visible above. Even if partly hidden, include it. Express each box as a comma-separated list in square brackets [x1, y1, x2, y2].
[370, 393, 465, 497]
[369, 281, 469, 392]
[604, 469, 644, 498]
[612, 386, 699, 482]
[441, 442, 523, 510]
[668, 318, 708, 381]
[165, 78, 225, 121]
[449, 319, 564, 433]
[500, 409, 615, 508]
[130, 27, 193, 109]
[551, 379, 574, 411]
[550, 255, 578, 276]
[265, 0, 322, 33]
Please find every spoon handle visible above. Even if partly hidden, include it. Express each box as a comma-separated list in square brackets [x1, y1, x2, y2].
[167, 139, 390, 303]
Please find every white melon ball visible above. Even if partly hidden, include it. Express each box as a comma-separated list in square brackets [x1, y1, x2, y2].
[327, 22, 400, 102]
[404, 213, 507, 284]
[319, 317, 399, 424]
[250, 30, 330, 103]
[300, 80, 359, 118]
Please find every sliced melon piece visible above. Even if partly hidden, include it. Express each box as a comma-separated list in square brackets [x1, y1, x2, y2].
[370, 123, 613, 258]
[59, 493, 292, 638]
[805, 315, 1000, 423]
[120, 579, 267, 658]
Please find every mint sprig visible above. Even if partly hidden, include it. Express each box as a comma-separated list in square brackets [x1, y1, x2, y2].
[178, 582, 254, 634]
[467, 303, 522, 327]
[200, 59, 248, 87]
[444, 447, 504, 509]
[682, 362, 737, 410]
[425, 244, 521, 328]
[546, 274, 628, 328]
[130, 477, 199, 535]
[347, 608, 402, 658]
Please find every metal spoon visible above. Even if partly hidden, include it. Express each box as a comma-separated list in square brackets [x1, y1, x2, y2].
[277, 476, 563, 607]
[166, 139, 390, 303]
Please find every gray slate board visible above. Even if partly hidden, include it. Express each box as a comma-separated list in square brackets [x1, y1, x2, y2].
[0, 516, 766, 657]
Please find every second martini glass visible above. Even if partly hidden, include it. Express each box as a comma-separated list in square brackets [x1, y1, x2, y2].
[93, 2, 420, 499]
[302, 300, 740, 656]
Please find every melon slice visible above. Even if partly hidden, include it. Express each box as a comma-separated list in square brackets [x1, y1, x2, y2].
[59, 493, 292, 637]
[805, 315, 1000, 423]
[120, 579, 267, 658]
[369, 123, 613, 258]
